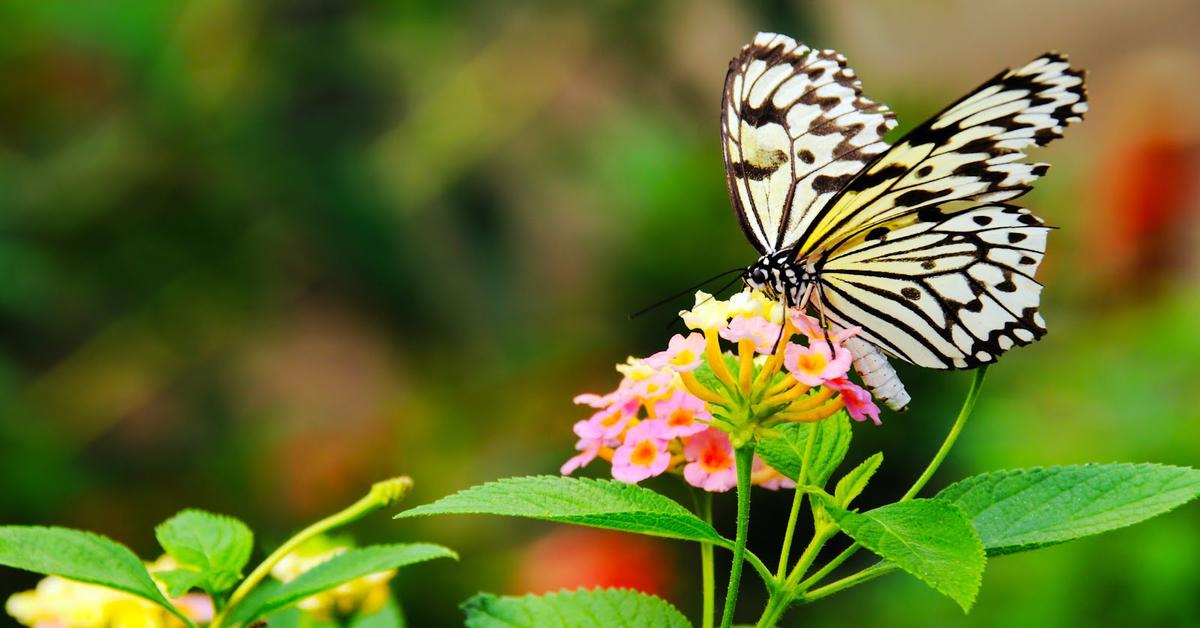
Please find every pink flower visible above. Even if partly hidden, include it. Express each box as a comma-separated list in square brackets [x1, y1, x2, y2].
[611, 422, 672, 483]
[574, 392, 615, 408]
[626, 368, 677, 401]
[752, 455, 796, 490]
[784, 341, 852, 386]
[574, 398, 639, 440]
[790, 312, 860, 345]
[644, 333, 706, 372]
[719, 315, 783, 354]
[561, 437, 603, 475]
[828, 377, 882, 425]
[648, 389, 711, 438]
[682, 428, 737, 492]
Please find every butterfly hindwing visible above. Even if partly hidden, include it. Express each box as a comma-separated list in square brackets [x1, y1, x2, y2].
[818, 204, 1050, 369]
[795, 52, 1087, 259]
[722, 33, 896, 255]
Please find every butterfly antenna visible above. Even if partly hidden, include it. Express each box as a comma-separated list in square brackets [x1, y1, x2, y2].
[661, 270, 751, 330]
[630, 266, 748, 320]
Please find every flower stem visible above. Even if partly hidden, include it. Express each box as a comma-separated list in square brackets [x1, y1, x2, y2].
[757, 367, 990, 623]
[720, 446, 755, 628]
[796, 542, 857, 590]
[783, 525, 834, 590]
[693, 490, 717, 628]
[800, 562, 896, 603]
[774, 489, 804, 579]
[902, 365, 988, 501]
[755, 593, 788, 628]
[213, 477, 413, 628]
[774, 419, 818, 579]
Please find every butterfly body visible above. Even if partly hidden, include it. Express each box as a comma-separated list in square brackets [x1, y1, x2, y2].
[722, 33, 1086, 403]
[744, 249, 814, 306]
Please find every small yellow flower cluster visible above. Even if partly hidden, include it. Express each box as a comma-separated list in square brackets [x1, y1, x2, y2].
[5, 558, 211, 628]
[271, 536, 394, 620]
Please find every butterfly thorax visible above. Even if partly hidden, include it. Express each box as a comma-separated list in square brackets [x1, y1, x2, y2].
[745, 250, 814, 306]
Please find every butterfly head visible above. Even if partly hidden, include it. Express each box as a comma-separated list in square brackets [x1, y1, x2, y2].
[745, 251, 808, 305]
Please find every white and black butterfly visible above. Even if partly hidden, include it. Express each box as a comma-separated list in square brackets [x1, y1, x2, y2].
[724, 33, 1087, 409]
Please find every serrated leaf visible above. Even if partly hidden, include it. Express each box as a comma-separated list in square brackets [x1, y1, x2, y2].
[833, 453, 883, 508]
[0, 526, 177, 612]
[462, 588, 691, 628]
[937, 463, 1200, 556]
[395, 476, 730, 547]
[756, 412, 850, 486]
[227, 543, 455, 624]
[825, 499, 985, 612]
[155, 509, 253, 594]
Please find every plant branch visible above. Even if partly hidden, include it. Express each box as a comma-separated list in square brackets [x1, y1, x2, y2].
[799, 562, 896, 604]
[902, 366, 988, 501]
[213, 477, 413, 628]
[720, 446, 755, 628]
[693, 490, 716, 628]
[755, 367, 990, 624]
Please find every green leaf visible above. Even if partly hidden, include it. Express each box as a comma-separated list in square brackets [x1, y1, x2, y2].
[937, 463, 1200, 556]
[756, 412, 851, 487]
[0, 526, 177, 611]
[155, 509, 254, 594]
[395, 476, 730, 547]
[155, 568, 208, 598]
[833, 453, 883, 508]
[227, 543, 455, 624]
[462, 588, 692, 628]
[825, 499, 985, 612]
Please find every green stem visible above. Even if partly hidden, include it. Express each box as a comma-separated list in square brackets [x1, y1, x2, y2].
[800, 562, 896, 603]
[212, 477, 413, 628]
[775, 490, 804, 579]
[774, 429, 818, 578]
[755, 593, 788, 628]
[743, 549, 774, 587]
[796, 542, 858, 590]
[756, 367, 989, 624]
[720, 446, 755, 628]
[695, 490, 716, 628]
[783, 525, 834, 590]
[901, 365, 987, 501]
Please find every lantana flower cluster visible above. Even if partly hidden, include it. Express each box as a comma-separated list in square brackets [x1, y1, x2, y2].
[562, 289, 881, 492]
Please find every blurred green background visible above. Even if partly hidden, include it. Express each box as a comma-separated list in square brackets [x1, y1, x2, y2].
[1, 1, 1198, 626]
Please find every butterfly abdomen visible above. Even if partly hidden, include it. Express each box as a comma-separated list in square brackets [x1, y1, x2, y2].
[844, 336, 911, 411]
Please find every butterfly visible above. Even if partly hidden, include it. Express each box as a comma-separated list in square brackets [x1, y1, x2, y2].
[724, 33, 1087, 409]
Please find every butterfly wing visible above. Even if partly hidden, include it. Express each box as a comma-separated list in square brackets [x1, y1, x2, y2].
[794, 52, 1087, 259]
[818, 204, 1050, 369]
[722, 32, 896, 255]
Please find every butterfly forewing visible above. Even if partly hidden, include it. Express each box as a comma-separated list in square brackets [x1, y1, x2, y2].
[722, 32, 896, 255]
[819, 204, 1050, 368]
[796, 52, 1087, 259]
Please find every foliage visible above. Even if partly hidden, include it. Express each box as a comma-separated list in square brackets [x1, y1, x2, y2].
[462, 588, 691, 628]
[398, 476, 730, 547]
[0, 478, 452, 628]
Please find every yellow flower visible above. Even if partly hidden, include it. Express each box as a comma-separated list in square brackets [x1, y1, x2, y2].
[5, 576, 184, 628]
[271, 536, 395, 621]
[679, 291, 731, 331]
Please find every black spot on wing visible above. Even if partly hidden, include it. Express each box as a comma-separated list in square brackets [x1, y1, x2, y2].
[812, 173, 856, 194]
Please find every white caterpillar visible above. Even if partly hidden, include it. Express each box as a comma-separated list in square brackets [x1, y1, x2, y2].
[844, 336, 911, 412]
